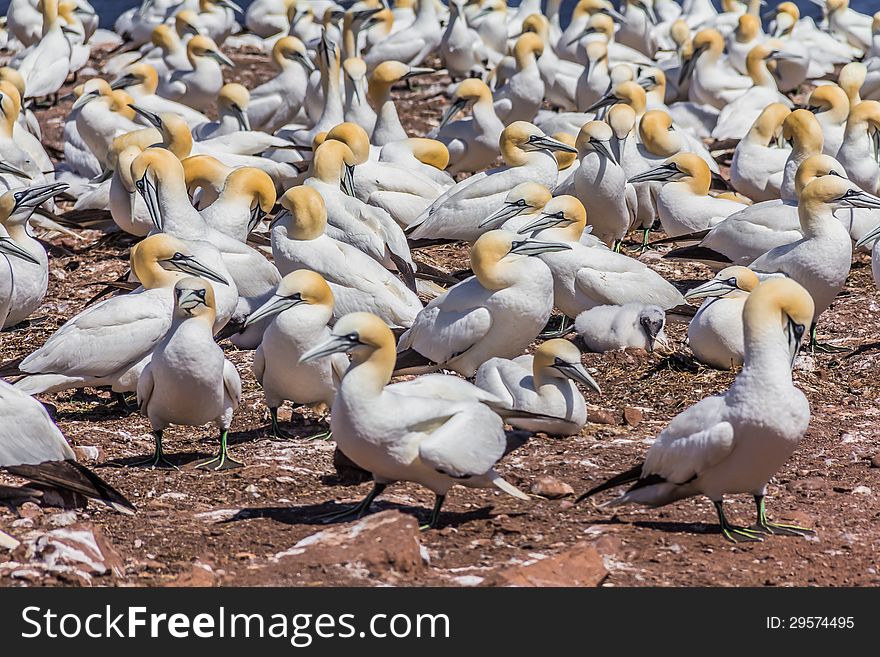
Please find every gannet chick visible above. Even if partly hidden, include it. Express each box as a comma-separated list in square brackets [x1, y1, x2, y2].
[300, 312, 530, 529]
[138, 278, 242, 470]
[628, 153, 748, 237]
[12, 234, 228, 397]
[0, 379, 135, 514]
[270, 186, 422, 327]
[396, 230, 569, 377]
[574, 303, 667, 353]
[475, 339, 599, 437]
[244, 269, 346, 439]
[577, 278, 816, 543]
[0, 183, 69, 328]
[478, 182, 552, 233]
[685, 266, 762, 370]
[431, 78, 505, 175]
[515, 196, 686, 316]
[407, 122, 577, 242]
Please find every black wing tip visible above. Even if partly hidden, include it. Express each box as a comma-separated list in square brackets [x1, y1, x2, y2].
[575, 462, 645, 504]
[393, 348, 436, 373]
[664, 245, 732, 264]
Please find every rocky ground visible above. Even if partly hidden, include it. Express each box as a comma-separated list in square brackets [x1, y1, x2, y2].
[0, 47, 879, 587]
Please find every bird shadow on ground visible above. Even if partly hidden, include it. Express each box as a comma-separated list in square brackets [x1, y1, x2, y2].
[98, 451, 212, 469]
[219, 500, 495, 530]
[843, 341, 880, 359]
[589, 516, 718, 537]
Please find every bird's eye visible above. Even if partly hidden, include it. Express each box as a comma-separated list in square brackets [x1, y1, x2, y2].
[516, 199, 527, 206]
[346, 332, 359, 342]
[727, 277, 738, 287]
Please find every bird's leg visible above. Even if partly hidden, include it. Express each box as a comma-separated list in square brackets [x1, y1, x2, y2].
[113, 391, 137, 414]
[714, 500, 763, 543]
[196, 429, 244, 471]
[613, 239, 623, 253]
[129, 430, 178, 470]
[809, 323, 848, 353]
[750, 495, 815, 537]
[539, 315, 572, 339]
[303, 427, 332, 441]
[319, 482, 386, 523]
[267, 407, 294, 440]
[420, 494, 446, 531]
[639, 227, 652, 253]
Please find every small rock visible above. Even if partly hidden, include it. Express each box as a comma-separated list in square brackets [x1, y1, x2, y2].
[18, 502, 43, 520]
[623, 407, 643, 427]
[587, 408, 617, 425]
[12, 518, 33, 529]
[786, 477, 828, 493]
[73, 445, 103, 462]
[166, 561, 217, 587]
[27, 523, 125, 578]
[484, 544, 607, 587]
[47, 511, 79, 528]
[134, 539, 143, 549]
[870, 453, 880, 469]
[530, 476, 574, 499]
[452, 575, 484, 587]
[852, 485, 872, 496]
[244, 484, 259, 494]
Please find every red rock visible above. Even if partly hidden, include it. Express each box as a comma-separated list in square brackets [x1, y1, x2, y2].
[587, 408, 617, 425]
[623, 407, 643, 427]
[530, 476, 574, 499]
[18, 502, 43, 520]
[73, 445, 103, 462]
[484, 543, 608, 587]
[29, 523, 125, 578]
[870, 453, 880, 469]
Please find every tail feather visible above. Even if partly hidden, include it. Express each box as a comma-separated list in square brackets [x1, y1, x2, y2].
[0, 356, 24, 377]
[664, 245, 731, 264]
[5, 460, 136, 515]
[393, 348, 439, 375]
[389, 252, 418, 293]
[575, 463, 644, 504]
[648, 229, 710, 246]
[490, 472, 530, 501]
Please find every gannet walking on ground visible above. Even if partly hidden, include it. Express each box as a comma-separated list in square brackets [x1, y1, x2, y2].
[576, 278, 816, 543]
[300, 312, 530, 529]
[9, 234, 228, 397]
[244, 270, 346, 439]
[574, 303, 668, 353]
[475, 339, 599, 437]
[0, 379, 135, 514]
[271, 186, 422, 327]
[396, 230, 569, 377]
[138, 278, 242, 470]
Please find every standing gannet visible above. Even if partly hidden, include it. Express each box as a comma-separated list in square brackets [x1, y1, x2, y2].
[0, 77, 51, 180]
[108, 145, 154, 237]
[574, 303, 668, 353]
[304, 139, 416, 289]
[72, 80, 143, 169]
[368, 60, 434, 147]
[199, 167, 276, 242]
[244, 0, 296, 38]
[342, 57, 377, 135]
[1, 227, 40, 328]
[576, 40, 611, 111]
[577, 278, 815, 543]
[836, 100, 880, 195]
[628, 153, 747, 237]
[478, 182, 551, 234]
[363, 0, 439, 70]
[440, 0, 488, 79]
[431, 78, 505, 176]
[751, 174, 880, 346]
[10, 0, 71, 100]
[271, 186, 422, 327]
[300, 312, 530, 528]
[244, 269, 346, 439]
[138, 278, 242, 470]
[396, 230, 568, 377]
[807, 84, 850, 157]
[158, 35, 234, 112]
[469, 0, 508, 59]
[710, 44, 793, 141]
[246, 36, 314, 134]
[683, 28, 751, 110]
[475, 339, 599, 436]
[685, 266, 762, 369]
[11, 234, 228, 397]
[407, 122, 577, 242]
[191, 0, 241, 45]
[730, 102, 791, 202]
[520, 13, 582, 112]
[826, 0, 872, 52]
[726, 13, 761, 75]
[0, 84, 45, 191]
[0, 183, 68, 328]
[571, 121, 634, 248]
[514, 196, 686, 315]
[109, 63, 210, 129]
[0, 379, 135, 514]
[493, 32, 545, 125]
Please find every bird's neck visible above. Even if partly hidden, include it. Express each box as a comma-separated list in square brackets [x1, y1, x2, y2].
[343, 350, 394, 398]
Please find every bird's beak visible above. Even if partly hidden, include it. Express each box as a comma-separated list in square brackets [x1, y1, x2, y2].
[479, 201, 528, 228]
[110, 73, 137, 90]
[129, 104, 163, 128]
[135, 173, 163, 231]
[855, 221, 880, 249]
[678, 44, 706, 85]
[244, 294, 303, 327]
[71, 89, 99, 109]
[12, 182, 69, 213]
[516, 211, 568, 234]
[0, 236, 39, 264]
[165, 253, 228, 285]
[684, 279, 737, 300]
[290, 50, 316, 73]
[208, 49, 235, 67]
[438, 97, 467, 130]
[640, 319, 664, 352]
[342, 163, 356, 197]
[353, 7, 383, 23]
[404, 67, 434, 80]
[628, 163, 680, 184]
[554, 361, 601, 394]
[584, 91, 619, 114]
[837, 188, 880, 210]
[300, 334, 357, 362]
[218, 0, 243, 13]
[269, 207, 290, 229]
[230, 103, 251, 131]
[566, 25, 595, 46]
[591, 138, 617, 165]
[787, 318, 804, 368]
[528, 134, 578, 153]
[600, 6, 625, 21]
[177, 288, 209, 312]
[509, 238, 572, 256]
[0, 161, 32, 180]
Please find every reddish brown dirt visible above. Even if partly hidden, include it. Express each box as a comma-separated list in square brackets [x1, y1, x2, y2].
[0, 49, 879, 587]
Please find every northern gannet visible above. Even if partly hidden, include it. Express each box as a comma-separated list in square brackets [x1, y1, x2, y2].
[108, 145, 153, 236]
[1, 226, 40, 328]
[396, 230, 568, 377]
[342, 57, 376, 135]
[246, 36, 314, 134]
[807, 84, 850, 157]
[199, 167, 276, 242]
[493, 32, 545, 124]
[245, 269, 346, 439]
[300, 311, 530, 528]
[440, 0, 488, 80]
[109, 63, 211, 129]
[574, 303, 668, 353]
[244, 0, 296, 38]
[11, 234, 228, 397]
[729, 102, 791, 202]
[10, 0, 72, 100]
[475, 339, 600, 436]
[192, 83, 252, 139]
[270, 185, 422, 327]
[363, 0, 440, 70]
[577, 277, 816, 543]
[683, 28, 751, 110]
[368, 60, 434, 146]
[836, 99, 880, 195]
[138, 277, 243, 470]
[158, 35, 235, 112]
[407, 122, 577, 242]
[478, 182, 551, 234]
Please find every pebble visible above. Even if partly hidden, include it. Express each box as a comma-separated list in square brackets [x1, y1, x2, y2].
[852, 485, 872, 496]
[530, 476, 574, 499]
[623, 407, 643, 427]
[18, 502, 43, 520]
[870, 453, 880, 469]
[587, 408, 617, 425]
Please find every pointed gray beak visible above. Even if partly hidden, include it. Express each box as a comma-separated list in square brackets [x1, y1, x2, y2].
[129, 104, 163, 128]
[509, 238, 572, 256]
[177, 287, 209, 312]
[438, 97, 467, 130]
[208, 49, 235, 67]
[0, 236, 39, 264]
[12, 182, 69, 213]
[628, 162, 680, 184]
[291, 50, 316, 74]
[164, 252, 228, 285]
[591, 138, 617, 165]
[403, 66, 434, 79]
[0, 161, 32, 180]
[517, 211, 569, 234]
[342, 163, 356, 197]
[527, 134, 578, 153]
[300, 334, 358, 363]
[838, 188, 880, 211]
[270, 207, 291, 229]
[244, 294, 304, 327]
[230, 103, 251, 131]
[479, 201, 529, 229]
[554, 360, 601, 394]
[585, 92, 619, 114]
[135, 173, 163, 231]
[684, 278, 738, 300]
[855, 221, 880, 249]
[110, 73, 137, 90]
